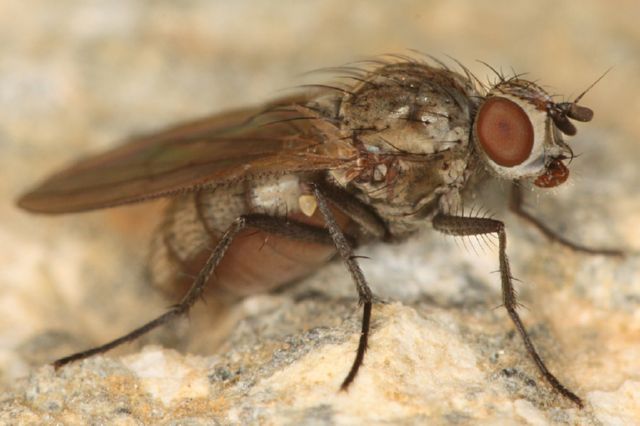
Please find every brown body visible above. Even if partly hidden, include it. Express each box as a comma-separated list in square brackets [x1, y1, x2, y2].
[20, 61, 482, 300]
[145, 62, 482, 299]
[17, 57, 605, 407]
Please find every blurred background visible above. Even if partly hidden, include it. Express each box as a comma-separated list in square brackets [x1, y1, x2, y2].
[1, 0, 639, 397]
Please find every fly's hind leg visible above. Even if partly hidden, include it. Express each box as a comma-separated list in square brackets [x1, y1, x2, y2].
[510, 183, 623, 257]
[433, 213, 583, 408]
[53, 214, 339, 368]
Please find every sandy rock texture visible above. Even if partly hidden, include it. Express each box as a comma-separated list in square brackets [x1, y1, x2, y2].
[1, 1, 639, 425]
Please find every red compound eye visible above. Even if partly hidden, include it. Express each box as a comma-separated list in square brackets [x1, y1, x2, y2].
[475, 97, 534, 167]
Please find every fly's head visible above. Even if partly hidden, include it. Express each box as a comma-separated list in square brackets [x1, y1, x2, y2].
[472, 78, 594, 188]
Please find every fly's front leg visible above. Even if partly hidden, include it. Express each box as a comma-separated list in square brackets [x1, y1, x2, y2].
[53, 214, 337, 368]
[510, 183, 623, 257]
[433, 213, 583, 408]
[312, 185, 374, 390]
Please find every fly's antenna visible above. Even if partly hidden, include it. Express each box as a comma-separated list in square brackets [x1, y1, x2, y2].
[573, 67, 613, 104]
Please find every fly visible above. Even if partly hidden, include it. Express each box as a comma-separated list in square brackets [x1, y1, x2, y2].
[16, 55, 622, 408]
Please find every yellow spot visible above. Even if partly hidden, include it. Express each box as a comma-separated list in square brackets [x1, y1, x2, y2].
[298, 195, 317, 217]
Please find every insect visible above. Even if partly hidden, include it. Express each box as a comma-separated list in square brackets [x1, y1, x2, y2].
[17, 55, 620, 408]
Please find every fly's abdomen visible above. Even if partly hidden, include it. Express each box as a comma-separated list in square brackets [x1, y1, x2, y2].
[149, 175, 350, 299]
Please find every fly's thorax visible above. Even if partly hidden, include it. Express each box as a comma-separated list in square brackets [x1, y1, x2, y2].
[325, 62, 480, 236]
[330, 148, 470, 237]
[338, 62, 479, 156]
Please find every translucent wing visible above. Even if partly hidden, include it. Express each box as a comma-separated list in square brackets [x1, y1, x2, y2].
[17, 96, 350, 214]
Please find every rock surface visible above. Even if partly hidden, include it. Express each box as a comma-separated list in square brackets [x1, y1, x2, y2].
[1, 1, 640, 425]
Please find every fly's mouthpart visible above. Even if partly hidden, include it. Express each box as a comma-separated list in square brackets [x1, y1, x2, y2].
[533, 157, 570, 188]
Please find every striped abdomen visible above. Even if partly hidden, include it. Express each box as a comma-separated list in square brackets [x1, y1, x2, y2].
[149, 174, 352, 300]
